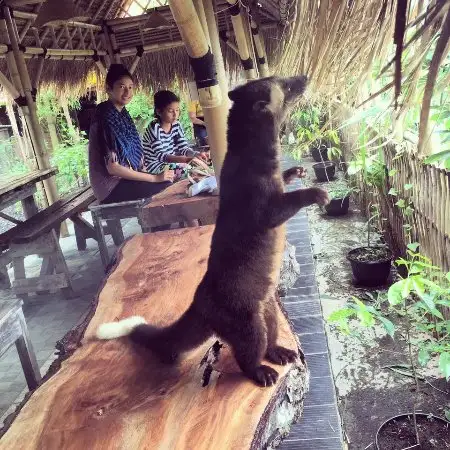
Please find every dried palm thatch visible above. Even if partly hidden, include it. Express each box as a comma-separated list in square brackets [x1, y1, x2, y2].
[277, 0, 450, 160]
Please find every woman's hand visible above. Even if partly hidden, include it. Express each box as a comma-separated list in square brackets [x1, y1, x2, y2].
[156, 170, 174, 183]
[198, 152, 209, 162]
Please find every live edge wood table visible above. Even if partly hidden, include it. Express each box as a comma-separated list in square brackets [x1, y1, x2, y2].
[0, 226, 308, 450]
[139, 179, 220, 230]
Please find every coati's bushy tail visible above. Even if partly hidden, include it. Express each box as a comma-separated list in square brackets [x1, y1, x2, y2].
[96, 316, 147, 340]
[96, 306, 213, 360]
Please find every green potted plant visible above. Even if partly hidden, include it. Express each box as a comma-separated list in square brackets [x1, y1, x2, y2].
[325, 182, 353, 216]
[347, 203, 393, 285]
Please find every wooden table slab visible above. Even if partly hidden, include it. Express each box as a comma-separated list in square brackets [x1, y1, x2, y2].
[0, 226, 308, 450]
[140, 179, 219, 228]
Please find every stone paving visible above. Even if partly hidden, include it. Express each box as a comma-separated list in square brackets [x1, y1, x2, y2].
[279, 158, 343, 450]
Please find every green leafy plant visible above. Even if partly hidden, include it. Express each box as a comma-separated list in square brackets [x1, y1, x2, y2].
[50, 134, 89, 194]
[328, 245, 450, 445]
[126, 91, 154, 134]
[327, 181, 356, 200]
[0, 136, 27, 177]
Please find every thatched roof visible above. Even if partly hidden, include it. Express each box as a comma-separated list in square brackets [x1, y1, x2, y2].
[1, 0, 294, 96]
[1, 0, 449, 140]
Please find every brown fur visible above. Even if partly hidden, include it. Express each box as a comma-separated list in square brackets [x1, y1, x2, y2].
[130, 76, 329, 386]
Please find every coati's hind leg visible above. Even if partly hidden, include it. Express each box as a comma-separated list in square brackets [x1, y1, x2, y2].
[214, 313, 278, 387]
[264, 296, 299, 365]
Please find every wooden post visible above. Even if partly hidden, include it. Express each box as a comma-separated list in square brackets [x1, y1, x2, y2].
[2, 6, 59, 207]
[250, 19, 269, 77]
[225, 0, 257, 79]
[168, 0, 228, 183]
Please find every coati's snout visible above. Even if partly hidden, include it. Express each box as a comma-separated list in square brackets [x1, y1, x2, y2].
[228, 75, 307, 122]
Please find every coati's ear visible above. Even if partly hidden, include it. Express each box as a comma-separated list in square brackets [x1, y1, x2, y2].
[228, 85, 245, 103]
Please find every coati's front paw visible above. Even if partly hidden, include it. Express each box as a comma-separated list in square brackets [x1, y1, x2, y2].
[309, 187, 330, 206]
[248, 365, 279, 387]
[266, 346, 298, 365]
[283, 166, 307, 184]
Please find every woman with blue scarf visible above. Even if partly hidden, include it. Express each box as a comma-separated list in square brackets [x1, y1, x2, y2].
[88, 64, 174, 204]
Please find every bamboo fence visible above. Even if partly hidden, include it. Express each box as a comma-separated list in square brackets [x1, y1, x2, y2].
[343, 141, 450, 273]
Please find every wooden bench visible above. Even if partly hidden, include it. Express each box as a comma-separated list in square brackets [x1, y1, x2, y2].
[89, 198, 149, 269]
[0, 226, 308, 449]
[89, 180, 219, 270]
[0, 298, 41, 391]
[0, 187, 95, 297]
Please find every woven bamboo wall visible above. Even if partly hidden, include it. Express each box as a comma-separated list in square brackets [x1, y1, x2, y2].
[349, 145, 450, 273]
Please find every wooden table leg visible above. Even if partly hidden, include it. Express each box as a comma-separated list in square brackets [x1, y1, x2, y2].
[21, 195, 39, 219]
[15, 309, 41, 390]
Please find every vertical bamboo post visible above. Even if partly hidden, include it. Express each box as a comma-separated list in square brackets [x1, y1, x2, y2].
[204, 0, 229, 103]
[6, 101, 30, 164]
[2, 6, 59, 208]
[169, 0, 228, 183]
[250, 19, 269, 77]
[225, 0, 257, 79]
[193, 0, 211, 47]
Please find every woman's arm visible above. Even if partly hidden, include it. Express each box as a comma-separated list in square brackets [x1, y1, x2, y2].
[189, 111, 205, 126]
[107, 158, 174, 182]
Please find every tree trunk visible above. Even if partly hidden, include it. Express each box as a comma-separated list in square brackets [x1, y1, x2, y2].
[0, 227, 308, 449]
[46, 117, 59, 154]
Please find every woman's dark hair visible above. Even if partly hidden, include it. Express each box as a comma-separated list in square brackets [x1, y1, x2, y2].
[154, 90, 180, 121]
[105, 64, 133, 90]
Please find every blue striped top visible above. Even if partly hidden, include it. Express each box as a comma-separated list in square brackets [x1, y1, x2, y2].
[142, 120, 198, 174]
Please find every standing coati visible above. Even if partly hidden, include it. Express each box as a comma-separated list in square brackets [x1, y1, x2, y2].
[97, 76, 329, 387]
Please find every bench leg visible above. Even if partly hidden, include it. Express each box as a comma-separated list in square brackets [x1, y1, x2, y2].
[0, 264, 11, 289]
[12, 256, 28, 299]
[15, 309, 41, 390]
[92, 211, 110, 270]
[51, 230, 75, 298]
[74, 221, 87, 251]
[107, 219, 124, 246]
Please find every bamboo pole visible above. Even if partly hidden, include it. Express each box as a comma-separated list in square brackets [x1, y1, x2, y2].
[109, 31, 121, 64]
[129, 45, 144, 74]
[0, 69, 19, 98]
[250, 19, 269, 77]
[2, 6, 58, 207]
[168, 0, 227, 183]
[219, 30, 239, 54]
[204, 0, 228, 103]
[0, 42, 108, 57]
[6, 102, 31, 164]
[225, 0, 256, 79]
[193, 0, 211, 47]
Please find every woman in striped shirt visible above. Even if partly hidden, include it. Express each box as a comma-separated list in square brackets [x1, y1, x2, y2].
[142, 90, 208, 179]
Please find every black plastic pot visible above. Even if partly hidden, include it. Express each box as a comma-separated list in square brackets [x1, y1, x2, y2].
[347, 246, 392, 286]
[376, 413, 450, 450]
[325, 196, 350, 216]
[313, 162, 335, 182]
[311, 145, 329, 162]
